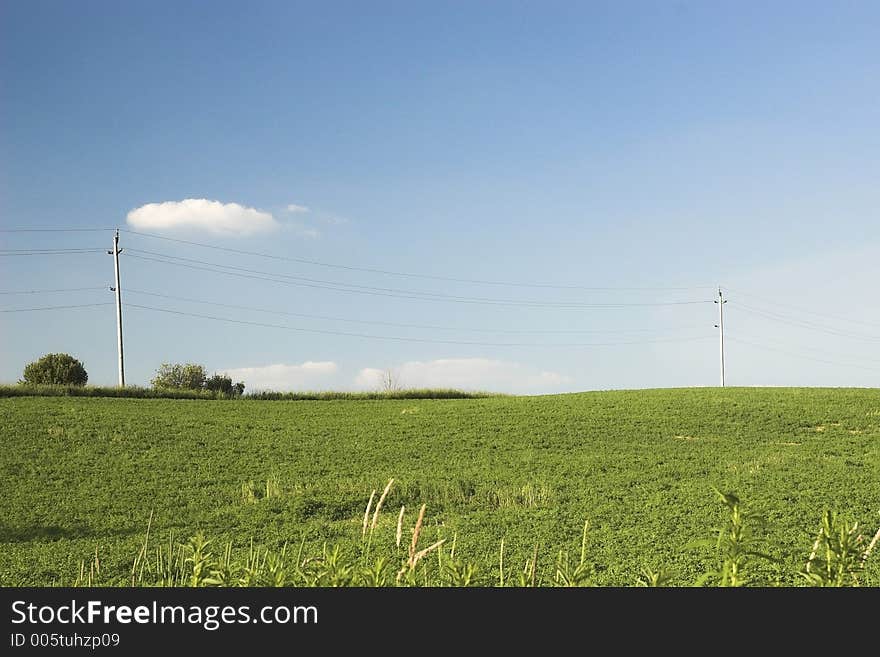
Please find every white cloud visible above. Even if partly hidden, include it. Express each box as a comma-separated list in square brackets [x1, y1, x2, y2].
[318, 215, 348, 225]
[220, 361, 338, 391]
[286, 204, 310, 213]
[127, 199, 278, 237]
[355, 358, 571, 394]
[293, 225, 320, 239]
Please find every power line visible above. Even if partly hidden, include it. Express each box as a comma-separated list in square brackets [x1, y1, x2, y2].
[126, 251, 713, 309]
[733, 302, 880, 342]
[0, 287, 108, 295]
[5, 228, 876, 383]
[725, 287, 880, 330]
[124, 288, 700, 335]
[0, 248, 105, 252]
[125, 301, 716, 348]
[0, 302, 113, 313]
[0, 249, 107, 256]
[0, 228, 113, 233]
[129, 248, 711, 306]
[731, 328, 880, 365]
[727, 335, 880, 373]
[120, 228, 713, 292]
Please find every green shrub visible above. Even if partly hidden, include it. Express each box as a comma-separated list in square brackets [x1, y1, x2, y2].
[21, 353, 88, 386]
[151, 363, 207, 390]
[204, 373, 245, 397]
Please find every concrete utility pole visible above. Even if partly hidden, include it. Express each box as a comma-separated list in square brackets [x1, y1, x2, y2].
[714, 286, 727, 387]
[109, 229, 125, 387]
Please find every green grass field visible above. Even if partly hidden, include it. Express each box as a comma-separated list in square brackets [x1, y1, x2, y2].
[2, 388, 879, 586]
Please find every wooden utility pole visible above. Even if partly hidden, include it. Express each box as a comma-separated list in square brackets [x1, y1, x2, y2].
[715, 287, 727, 387]
[109, 229, 125, 386]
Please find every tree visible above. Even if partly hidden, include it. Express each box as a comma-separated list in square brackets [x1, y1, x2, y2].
[379, 368, 402, 393]
[204, 373, 245, 397]
[151, 363, 207, 390]
[21, 353, 88, 386]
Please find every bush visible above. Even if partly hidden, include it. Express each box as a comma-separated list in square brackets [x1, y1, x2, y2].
[151, 363, 207, 390]
[204, 374, 245, 397]
[150, 364, 244, 396]
[21, 353, 88, 386]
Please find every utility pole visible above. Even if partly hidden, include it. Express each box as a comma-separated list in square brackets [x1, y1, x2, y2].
[714, 286, 727, 387]
[109, 229, 125, 387]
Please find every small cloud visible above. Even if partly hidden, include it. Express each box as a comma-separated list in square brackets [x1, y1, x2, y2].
[355, 358, 571, 394]
[126, 199, 278, 237]
[318, 215, 348, 225]
[283, 222, 319, 239]
[355, 367, 386, 389]
[286, 204, 310, 214]
[220, 361, 337, 392]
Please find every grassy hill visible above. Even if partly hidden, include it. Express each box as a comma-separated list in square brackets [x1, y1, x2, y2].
[1, 388, 879, 586]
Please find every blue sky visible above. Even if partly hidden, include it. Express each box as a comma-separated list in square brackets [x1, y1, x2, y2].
[2, 1, 879, 393]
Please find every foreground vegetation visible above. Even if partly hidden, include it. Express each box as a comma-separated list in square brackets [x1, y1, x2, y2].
[1, 388, 879, 586]
[72, 486, 879, 587]
[0, 383, 493, 400]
